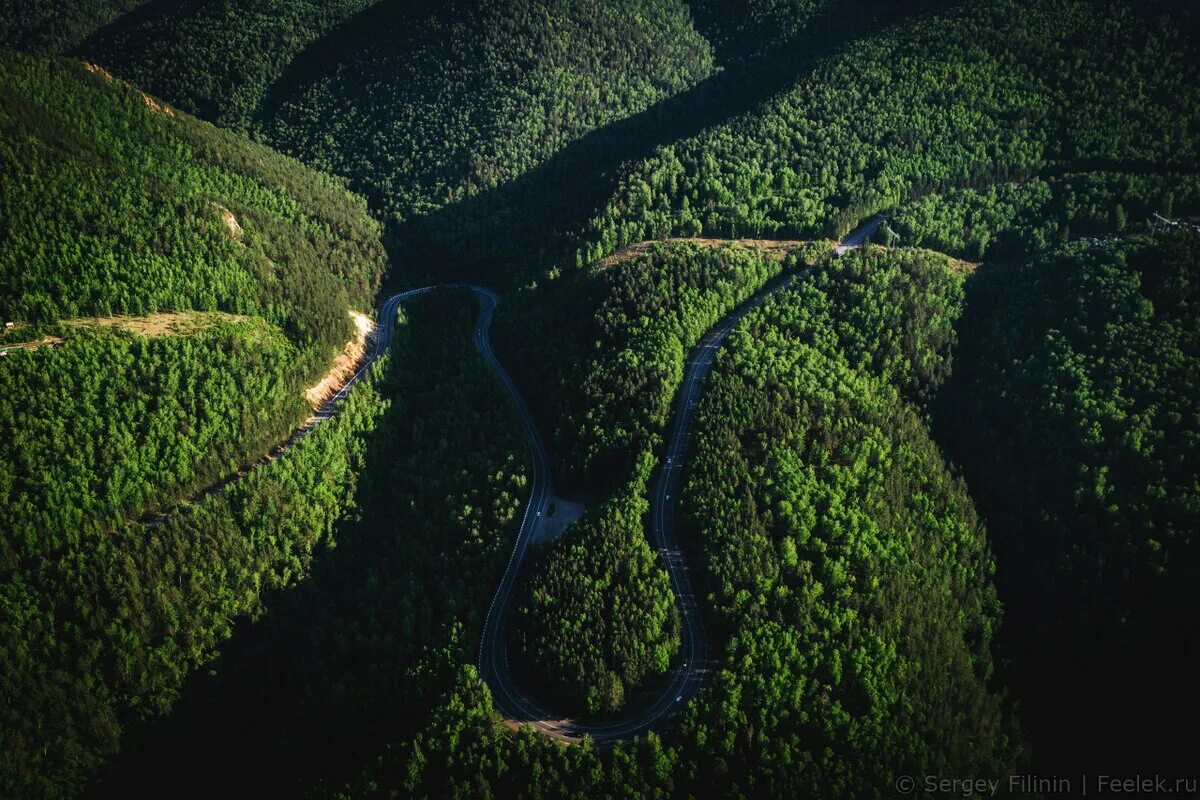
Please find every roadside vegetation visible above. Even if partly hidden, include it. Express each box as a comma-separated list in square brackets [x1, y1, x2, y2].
[0, 350, 384, 799]
[86, 292, 533, 797]
[671, 246, 1018, 795]
[503, 242, 820, 716]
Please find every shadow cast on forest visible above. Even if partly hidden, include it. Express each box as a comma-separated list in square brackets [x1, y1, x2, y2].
[87, 348, 442, 798]
[252, 0, 952, 292]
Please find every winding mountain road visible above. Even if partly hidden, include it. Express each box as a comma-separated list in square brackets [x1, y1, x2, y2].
[469, 268, 806, 742]
[324, 224, 876, 744]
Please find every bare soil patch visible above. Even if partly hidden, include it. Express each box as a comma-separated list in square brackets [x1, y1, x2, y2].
[63, 310, 252, 337]
[305, 311, 375, 408]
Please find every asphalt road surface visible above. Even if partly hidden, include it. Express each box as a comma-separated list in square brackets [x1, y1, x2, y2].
[836, 213, 886, 254]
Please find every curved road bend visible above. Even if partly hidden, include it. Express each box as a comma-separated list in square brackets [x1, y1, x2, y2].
[472, 269, 806, 742]
[314, 222, 874, 743]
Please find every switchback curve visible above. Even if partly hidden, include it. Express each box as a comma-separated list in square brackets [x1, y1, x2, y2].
[469, 269, 806, 742]
[342, 225, 876, 744]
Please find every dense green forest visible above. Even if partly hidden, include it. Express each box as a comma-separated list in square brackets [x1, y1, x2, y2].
[260, 0, 714, 231]
[0, 320, 304, 571]
[1, 0, 1198, 796]
[668, 246, 1018, 795]
[938, 231, 1200, 773]
[504, 242, 812, 715]
[499, 241, 820, 487]
[686, 0, 833, 59]
[76, 0, 380, 131]
[328, 247, 1019, 798]
[511, 454, 679, 716]
[0, 49, 385, 562]
[0, 51, 384, 346]
[1, 354, 384, 799]
[891, 172, 1200, 260]
[0, 50, 389, 799]
[82, 256, 1019, 798]
[45, 0, 717, 243]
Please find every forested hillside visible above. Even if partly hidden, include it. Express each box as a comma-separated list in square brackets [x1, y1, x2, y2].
[0, 320, 305, 571]
[939, 231, 1200, 773]
[0, 50, 389, 799]
[1, 0, 1197, 797]
[0, 0, 148, 53]
[0, 52, 384, 342]
[1, 357, 384, 799]
[260, 0, 714, 231]
[511, 455, 679, 716]
[77, 0, 380, 130]
[499, 241, 818, 487]
[504, 242, 817, 714]
[891, 171, 1200, 260]
[42, 0, 716, 250]
[583, 0, 1200, 261]
[686, 0, 835, 60]
[671, 247, 1018, 794]
[319, 247, 1018, 798]
[0, 51, 385, 553]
